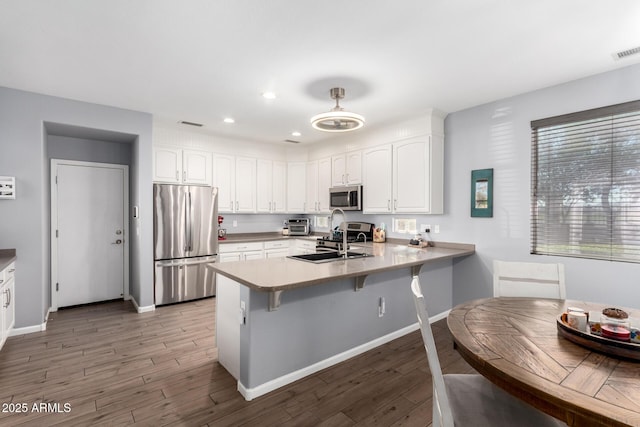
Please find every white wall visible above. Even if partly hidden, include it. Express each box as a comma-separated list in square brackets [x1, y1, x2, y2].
[0, 86, 153, 328]
[445, 63, 640, 308]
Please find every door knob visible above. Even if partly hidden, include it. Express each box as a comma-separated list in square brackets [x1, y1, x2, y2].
[112, 239, 123, 245]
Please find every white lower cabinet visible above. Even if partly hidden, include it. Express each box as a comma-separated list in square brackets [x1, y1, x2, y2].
[293, 239, 317, 255]
[218, 242, 264, 262]
[0, 262, 15, 351]
[264, 240, 291, 258]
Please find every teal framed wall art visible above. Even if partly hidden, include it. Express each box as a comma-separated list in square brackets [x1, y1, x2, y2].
[471, 168, 493, 217]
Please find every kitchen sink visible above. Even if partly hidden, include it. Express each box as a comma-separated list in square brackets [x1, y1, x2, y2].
[287, 251, 370, 263]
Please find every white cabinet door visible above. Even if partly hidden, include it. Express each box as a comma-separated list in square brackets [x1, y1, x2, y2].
[154, 148, 212, 185]
[332, 155, 346, 186]
[153, 147, 182, 183]
[306, 160, 319, 213]
[256, 159, 273, 213]
[287, 162, 306, 212]
[0, 262, 15, 350]
[362, 145, 393, 213]
[345, 150, 362, 184]
[235, 157, 256, 213]
[183, 149, 212, 185]
[317, 157, 332, 212]
[293, 239, 317, 254]
[332, 150, 362, 186]
[393, 138, 431, 213]
[257, 160, 287, 213]
[265, 248, 289, 258]
[272, 161, 287, 213]
[213, 154, 235, 213]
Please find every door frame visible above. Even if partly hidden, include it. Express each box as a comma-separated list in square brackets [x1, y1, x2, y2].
[50, 159, 130, 311]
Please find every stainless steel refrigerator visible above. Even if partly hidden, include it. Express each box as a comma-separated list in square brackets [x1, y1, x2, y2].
[153, 184, 218, 305]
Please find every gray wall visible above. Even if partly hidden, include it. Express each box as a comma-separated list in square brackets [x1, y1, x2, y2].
[240, 259, 452, 389]
[47, 135, 132, 166]
[442, 63, 640, 308]
[0, 86, 154, 328]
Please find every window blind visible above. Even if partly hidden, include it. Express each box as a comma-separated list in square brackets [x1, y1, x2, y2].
[531, 100, 640, 262]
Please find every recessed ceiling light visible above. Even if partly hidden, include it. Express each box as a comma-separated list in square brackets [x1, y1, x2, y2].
[291, 131, 301, 137]
[223, 117, 235, 124]
[262, 92, 277, 99]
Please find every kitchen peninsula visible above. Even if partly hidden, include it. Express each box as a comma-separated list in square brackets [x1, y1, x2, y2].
[212, 239, 474, 400]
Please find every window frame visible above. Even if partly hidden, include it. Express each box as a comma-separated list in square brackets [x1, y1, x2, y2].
[530, 99, 640, 263]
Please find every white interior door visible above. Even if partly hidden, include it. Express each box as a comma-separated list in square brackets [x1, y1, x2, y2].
[52, 160, 129, 309]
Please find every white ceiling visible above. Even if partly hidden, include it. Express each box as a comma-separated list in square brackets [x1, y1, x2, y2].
[2, 0, 640, 145]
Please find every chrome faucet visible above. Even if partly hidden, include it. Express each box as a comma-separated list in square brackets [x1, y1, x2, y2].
[357, 232, 368, 256]
[330, 208, 348, 258]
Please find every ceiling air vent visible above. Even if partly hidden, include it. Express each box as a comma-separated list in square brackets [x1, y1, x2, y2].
[614, 46, 640, 60]
[284, 139, 301, 144]
[178, 120, 203, 127]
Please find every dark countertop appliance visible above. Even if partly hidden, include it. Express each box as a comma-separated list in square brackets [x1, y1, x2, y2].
[287, 218, 310, 236]
[317, 221, 374, 251]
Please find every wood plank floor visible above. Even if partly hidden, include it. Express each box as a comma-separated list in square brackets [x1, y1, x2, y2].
[0, 297, 475, 426]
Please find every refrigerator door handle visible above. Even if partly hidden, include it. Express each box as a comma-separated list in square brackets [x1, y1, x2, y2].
[188, 191, 193, 252]
[184, 192, 189, 252]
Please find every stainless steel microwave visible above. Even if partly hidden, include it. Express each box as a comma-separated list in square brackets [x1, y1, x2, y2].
[329, 185, 362, 211]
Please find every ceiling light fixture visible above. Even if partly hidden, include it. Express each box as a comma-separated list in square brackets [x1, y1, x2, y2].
[291, 131, 301, 137]
[310, 87, 365, 132]
[223, 117, 235, 124]
[262, 92, 277, 99]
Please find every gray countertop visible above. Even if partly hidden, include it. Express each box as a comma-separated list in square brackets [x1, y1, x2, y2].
[212, 241, 474, 292]
[0, 249, 16, 272]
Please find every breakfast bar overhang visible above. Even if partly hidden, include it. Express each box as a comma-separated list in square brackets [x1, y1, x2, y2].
[212, 241, 474, 400]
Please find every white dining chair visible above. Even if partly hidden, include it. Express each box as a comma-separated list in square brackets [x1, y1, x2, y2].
[493, 260, 566, 299]
[410, 276, 565, 427]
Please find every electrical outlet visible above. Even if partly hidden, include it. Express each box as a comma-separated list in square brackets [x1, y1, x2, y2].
[232, 220, 238, 227]
[434, 225, 440, 234]
[378, 297, 386, 317]
[421, 224, 431, 233]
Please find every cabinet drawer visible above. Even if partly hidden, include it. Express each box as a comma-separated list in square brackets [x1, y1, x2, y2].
[219, 242, 263, 253]
[295, 239, 317, 249]
[264, 240, 290, 250]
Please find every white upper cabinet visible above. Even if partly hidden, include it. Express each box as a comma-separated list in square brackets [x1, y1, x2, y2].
[214, 154, 256, 213]
[234, 156, 256, 213]
[363, 136, 443, 214]
[287, 162, 306, 213]
[317, 157, 332, 212]
[257, 160, 287, 213]
[153, 147, 212, 185]
[153, 147, 181, 183]
[305, 160, 319, 213]
[331, 150, 362, 186]
[213, 154, 235, 212]
[362, 145, 393, 213]
[182, 150, 212, 185]
[271, 161, 287, 213]
[305, 157, 332, 213]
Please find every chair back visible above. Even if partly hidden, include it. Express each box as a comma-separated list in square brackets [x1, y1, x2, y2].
[493, 260, 566, 299]
[410, 275, 454, 427]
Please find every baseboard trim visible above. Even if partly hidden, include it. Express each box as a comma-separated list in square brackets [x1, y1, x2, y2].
[130, 296, 155, 313]
[11, 322, 46, 336]
[236, 309, 449, 401]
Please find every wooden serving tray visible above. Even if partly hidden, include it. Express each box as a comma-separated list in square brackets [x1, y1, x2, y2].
[557, 313, 640, 361]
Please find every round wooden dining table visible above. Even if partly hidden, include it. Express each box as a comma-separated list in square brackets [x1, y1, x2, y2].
[447, 297, 640, 427]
